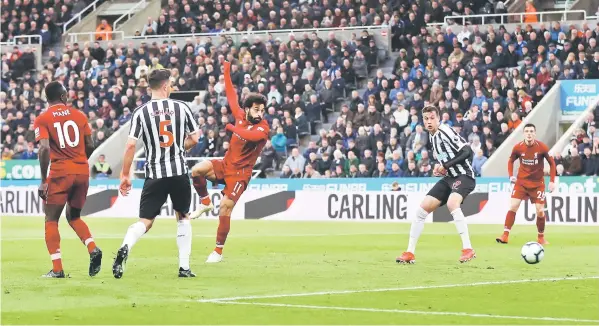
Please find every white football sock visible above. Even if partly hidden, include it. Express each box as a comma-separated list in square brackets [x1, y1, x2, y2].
[451, 208, 472, 249]
[177, 219, 192, 270]
[407, 207, 428, 253]
[121, 221, 147, 250]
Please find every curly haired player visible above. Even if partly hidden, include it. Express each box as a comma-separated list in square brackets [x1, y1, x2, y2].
[189, 61, 269, 263]
[497, 123, 556, 245]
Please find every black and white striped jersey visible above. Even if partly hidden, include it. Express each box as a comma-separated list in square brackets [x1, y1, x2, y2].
[128, 99, 199, 179]
[429, 124, 474, 178]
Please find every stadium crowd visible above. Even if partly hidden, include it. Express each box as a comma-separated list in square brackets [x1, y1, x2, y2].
[1, 0, 104, 48]
[1, 0, 599, 179]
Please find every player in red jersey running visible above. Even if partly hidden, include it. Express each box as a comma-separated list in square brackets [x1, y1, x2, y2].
[496, 123, 556, 245]
[34, 81, 102, 278]
[189, 61, 269, 263]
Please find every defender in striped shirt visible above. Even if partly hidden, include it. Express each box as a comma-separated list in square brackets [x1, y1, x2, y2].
[397, 106, 477, 264]
[113, 69, 200, 279]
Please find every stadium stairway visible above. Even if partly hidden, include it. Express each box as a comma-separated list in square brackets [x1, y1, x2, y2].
[299, 52, 399, 151]
[112, 0, 160, 36]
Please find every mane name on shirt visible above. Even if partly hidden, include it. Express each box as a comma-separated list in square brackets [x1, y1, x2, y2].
[52, 109, 71, 117]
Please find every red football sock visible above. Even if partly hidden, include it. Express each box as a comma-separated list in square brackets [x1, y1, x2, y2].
[503, 211, 516, 234]
[537, 211, 546, 234]
[45, 221, 62, 272]
[214, 215, 230, 255]
[69, 219, 97, 254]
[192, 175, 209, 199]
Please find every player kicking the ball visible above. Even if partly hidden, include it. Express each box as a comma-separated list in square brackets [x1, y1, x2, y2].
[496, 123, 556, 245]
[189, 61, 269, 263]
[34, 81, 102, 278]
[397, 106, 476, 264]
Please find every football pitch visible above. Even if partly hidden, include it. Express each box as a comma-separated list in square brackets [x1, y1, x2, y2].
[2, 216, 599, 325]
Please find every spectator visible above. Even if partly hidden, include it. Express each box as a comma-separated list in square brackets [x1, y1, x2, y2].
[283, 148, 306, 177]
[96, 20, 113, 41]
[303, 164, 321, 178]
[565, 148, 583, 176]
[372, 162, 388, 178]
[472, 149, 488, 177]
[92, 154, 113, 179]
[20, 142, 37, 160]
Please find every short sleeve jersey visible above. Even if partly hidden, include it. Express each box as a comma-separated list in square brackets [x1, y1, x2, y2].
[34, 104, 92, 176]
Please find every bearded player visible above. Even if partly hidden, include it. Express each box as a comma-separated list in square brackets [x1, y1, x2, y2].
[189, 61, 269, 263]
[34, 81, 102, 278]
[496, 123, 556, 245]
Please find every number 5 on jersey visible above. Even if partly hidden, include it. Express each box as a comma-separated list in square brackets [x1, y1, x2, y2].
[53, 121, 80, 148]
[159, 121, 174, 148]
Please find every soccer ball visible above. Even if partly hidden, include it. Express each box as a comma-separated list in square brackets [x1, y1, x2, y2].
[521, 242, 545, 264]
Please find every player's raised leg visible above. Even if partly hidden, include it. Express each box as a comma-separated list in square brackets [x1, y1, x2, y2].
[397, 195, 441, 264]
[446, 193, 476, 263]
[66, 175, 102, 276]
[496, 197, 522, 244]
[190, 160, 217, 219]
[206, 196, 235, 263]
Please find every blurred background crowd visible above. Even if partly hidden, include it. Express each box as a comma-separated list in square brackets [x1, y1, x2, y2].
[2, 0, 599, 179]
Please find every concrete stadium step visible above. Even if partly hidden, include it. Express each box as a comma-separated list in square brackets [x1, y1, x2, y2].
[297, 51, 399, 156]
[101, 1, 146, 16]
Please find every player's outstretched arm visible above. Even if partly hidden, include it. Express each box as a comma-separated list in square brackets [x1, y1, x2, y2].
[225, 123, 269, 142]
[223, 61, 244, 120]
[441, 146, 473, 170]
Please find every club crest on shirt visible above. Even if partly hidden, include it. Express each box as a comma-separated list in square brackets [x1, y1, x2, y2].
[452, 180, 461, 189]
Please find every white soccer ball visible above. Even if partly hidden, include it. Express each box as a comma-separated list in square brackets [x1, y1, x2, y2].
[521, 242, 545, 264]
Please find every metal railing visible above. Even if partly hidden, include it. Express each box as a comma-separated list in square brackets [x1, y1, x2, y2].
[2, 34, 42, 45]
[113, 0, 148, 30]
[0, 35, 43, 70]
[65, 31, 125, 43]
[428, 9, 587, 26]
[63, 0, 103, 33]
[128, 25, 388, 40]
[133, 156, 261, 178]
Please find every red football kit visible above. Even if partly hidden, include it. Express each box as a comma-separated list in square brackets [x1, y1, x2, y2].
[34, 104, 91, 208]
[211, 62, 270, 202]
[508, 140, 556, 204]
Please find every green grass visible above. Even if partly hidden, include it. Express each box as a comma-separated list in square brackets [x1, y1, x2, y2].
[2, 216, 599, 325]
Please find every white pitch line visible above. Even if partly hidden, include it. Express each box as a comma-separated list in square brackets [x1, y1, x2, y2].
[198, 276, 599, 303]
[2, 230, 496, 241]
[216, 301, 599, 323]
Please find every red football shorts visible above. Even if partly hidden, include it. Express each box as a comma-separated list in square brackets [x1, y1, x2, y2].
[46, 174, 89, 208]
[210, 159, 251, 203]
[512, 183, 546, 204]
